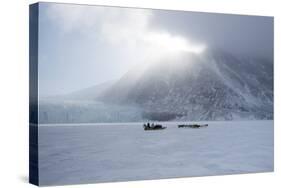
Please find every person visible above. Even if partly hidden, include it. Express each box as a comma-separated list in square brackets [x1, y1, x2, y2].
[147, 122, 150, 128]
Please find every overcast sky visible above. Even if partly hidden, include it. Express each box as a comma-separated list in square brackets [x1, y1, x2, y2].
[38, 2, 273, 97]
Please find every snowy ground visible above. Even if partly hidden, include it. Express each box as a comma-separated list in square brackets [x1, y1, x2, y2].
[38, 120, 273, 186]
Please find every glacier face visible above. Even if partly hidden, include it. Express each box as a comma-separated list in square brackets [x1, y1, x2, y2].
[39, 49, 273, 123]
[100, 49, 273, 121]
[39, 99, 143, 124]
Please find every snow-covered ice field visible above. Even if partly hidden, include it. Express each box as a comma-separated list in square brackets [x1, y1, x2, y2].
[38, 120, 273, 186]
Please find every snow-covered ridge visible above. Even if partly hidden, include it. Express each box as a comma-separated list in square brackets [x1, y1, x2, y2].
[39, 49, 273, 123]
[100, 49, 273, 121]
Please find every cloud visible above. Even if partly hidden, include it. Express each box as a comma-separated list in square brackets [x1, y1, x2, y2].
[45, 4, 151, 48]
[44, 3, 205, 68]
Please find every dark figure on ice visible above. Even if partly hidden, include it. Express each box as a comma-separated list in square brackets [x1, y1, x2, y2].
[143, 122, 166, 131]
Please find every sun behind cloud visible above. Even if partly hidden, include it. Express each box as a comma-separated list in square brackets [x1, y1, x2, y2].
[45, 3, 206, 67]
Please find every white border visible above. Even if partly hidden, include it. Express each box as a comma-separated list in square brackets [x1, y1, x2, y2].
[0, 0, 279, 188]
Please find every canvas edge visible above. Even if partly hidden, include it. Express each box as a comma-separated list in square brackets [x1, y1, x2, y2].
[29, 2, 39, 186]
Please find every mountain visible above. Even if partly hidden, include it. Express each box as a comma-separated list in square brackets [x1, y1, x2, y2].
[39, 49, 273, 123]
[99, 49, 273, 121]
[40, 80, 114, 101]
[64, 80, 115, 101]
